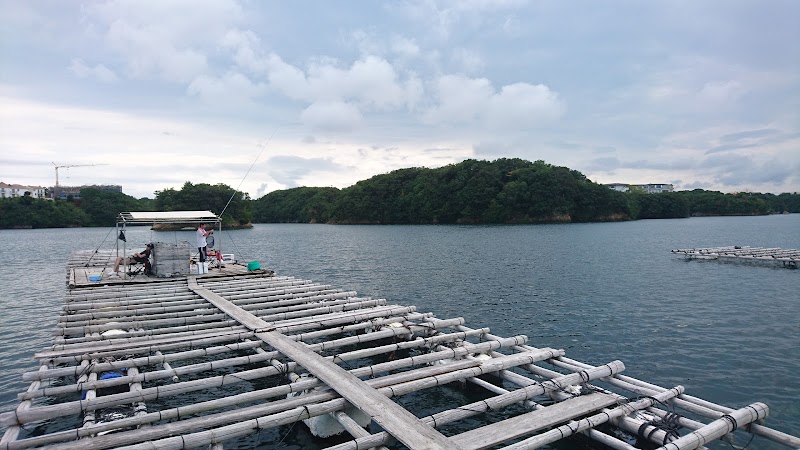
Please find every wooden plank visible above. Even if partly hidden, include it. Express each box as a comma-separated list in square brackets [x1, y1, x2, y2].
[449, 393, 618, 450]
[187, 278, 460, 450]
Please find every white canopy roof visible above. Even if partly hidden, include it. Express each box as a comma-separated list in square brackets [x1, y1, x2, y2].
[118, 210, 221, 224]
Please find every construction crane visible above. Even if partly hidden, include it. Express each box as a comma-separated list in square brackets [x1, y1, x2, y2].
[52, 162, 109, 199]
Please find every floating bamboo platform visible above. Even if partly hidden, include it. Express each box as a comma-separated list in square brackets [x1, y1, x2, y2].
[671, 246, 800, 269]
[1, 250, 799, 450]
[66, 249, 266, 287]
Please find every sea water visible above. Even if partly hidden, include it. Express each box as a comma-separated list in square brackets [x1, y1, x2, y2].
[0, 215, 797, 449]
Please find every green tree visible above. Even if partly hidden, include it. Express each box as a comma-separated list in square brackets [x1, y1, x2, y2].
[0, 197, 89, 228]
[154, 182, 251, 227]
[77, 188, 153, 226]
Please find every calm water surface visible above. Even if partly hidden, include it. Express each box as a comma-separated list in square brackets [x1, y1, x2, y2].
[1, 215, 798, 448]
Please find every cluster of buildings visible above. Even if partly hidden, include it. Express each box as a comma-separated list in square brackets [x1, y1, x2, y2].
[0, 182, 122, 200]
[605, 183, 674, 194]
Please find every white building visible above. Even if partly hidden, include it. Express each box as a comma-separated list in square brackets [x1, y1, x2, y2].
[0, 182, 48, 199]
[604, 183, 674, 194]
[636, 183, 674, 194]
[606, 183, 630, 192]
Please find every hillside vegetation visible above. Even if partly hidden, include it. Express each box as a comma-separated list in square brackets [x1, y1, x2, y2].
[253, 159, 800, 224]
[255, 159, 670, 224]
[3, 159, 798, 228]
[0, 183, 251, 229]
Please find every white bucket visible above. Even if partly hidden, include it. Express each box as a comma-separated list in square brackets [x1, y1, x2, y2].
[203, 262, 209, 273]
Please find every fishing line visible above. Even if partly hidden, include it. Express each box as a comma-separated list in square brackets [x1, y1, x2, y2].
[219, 128, 278, 219]
[86, 226, 116, 267]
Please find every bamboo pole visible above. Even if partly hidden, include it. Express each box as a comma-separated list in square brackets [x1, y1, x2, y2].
[23, 323, 475, 399]
[37, 349, 560, 450]
[52, 321, 246, 347]
[6, 327, 519, 429]
[127, 365, 148, 420]
[65, 295, 201, 312]
[549, 356, 800, 448]
[66, 287, 195, 304]
[268, 305, 418, 333]
[582, 429, 639, 450]
[236, 291, 357, 312]
[244, 294, 366, 317]
[59, 305, 220, 325]
[8, 258, 796, 450]
[41, 312, 435, 365]
[11, 344, 490, 449]
[323, 360, 625, 450]
[0, 365, 47, 445]
[332, 410, 389, 450]
[656, 403, 769, 450]
[227, 287, 344, 304]
[80, 355, 99, 432]
[502, 386, 685, 449]
[6, 336, 514, 448]
[289, 312, 432, 342]
[40, 330, 257, 364]
[56, 313, 230, 336]
[39, 325, 249, 357]
[28, 340, 264, 383]
[457, 326, 797, 449]
[458, 325, 728, 418]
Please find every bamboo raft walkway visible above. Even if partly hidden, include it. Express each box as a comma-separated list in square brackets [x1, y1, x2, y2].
[1, 252, 799, 449]
[671, 246, 800, 269]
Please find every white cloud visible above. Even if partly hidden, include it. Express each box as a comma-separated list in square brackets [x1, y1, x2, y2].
[391, 36, 420, 59]
[348, 29, 385, 57]
[0, 96, 260, 197]
[220, 29, 267, 74]
[392, 0, 528, 40]
[264, 53, 423, 122]
[104, 19, 208, 83]
[300, 101, 363, 132]
[423, 75, 493, 124]
[699, 80, 745, 103]
[3, 1, 798, 196]
[423, 75, 565, 129]
[187, 71, 267, 104]
[487, 82, 566, 126]
[265, 54, 309, 100]
[81, 0, 245, 83]
[69, 58, 118, 82]
[450, 48, 485, 73]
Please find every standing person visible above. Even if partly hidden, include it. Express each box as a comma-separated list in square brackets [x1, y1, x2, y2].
[196, 223, 211, 262]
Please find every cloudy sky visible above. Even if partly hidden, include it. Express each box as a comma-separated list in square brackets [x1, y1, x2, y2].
[1, 0, 798, 199]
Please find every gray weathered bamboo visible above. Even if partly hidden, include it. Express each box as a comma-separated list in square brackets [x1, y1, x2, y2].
[2, 249, 798, 450]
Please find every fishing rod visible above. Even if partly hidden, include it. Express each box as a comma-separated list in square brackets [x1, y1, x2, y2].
[219, 128, 278, 218]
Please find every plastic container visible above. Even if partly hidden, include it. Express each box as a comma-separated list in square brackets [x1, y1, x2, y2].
[89, 273, 102, 282]
[247, 261, 261, 271]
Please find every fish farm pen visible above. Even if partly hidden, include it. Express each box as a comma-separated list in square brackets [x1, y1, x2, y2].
[671, 246, 800, 269]
[2, 240, 799, 448]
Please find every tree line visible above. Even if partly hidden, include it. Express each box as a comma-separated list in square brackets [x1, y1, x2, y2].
[2, 159, 798, 228]
[0, 182, 251, 229]
[253, 159, 799, 224]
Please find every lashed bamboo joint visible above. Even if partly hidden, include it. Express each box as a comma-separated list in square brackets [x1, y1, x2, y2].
[672, 246, 800, 269]
[1, 250, 798, 450]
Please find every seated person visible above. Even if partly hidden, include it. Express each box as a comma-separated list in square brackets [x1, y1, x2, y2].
[205, 232, 224, 267]
[207, 248, 224, 267]
[111, 243, 153, 275]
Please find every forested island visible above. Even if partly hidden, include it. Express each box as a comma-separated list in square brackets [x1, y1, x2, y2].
[2, 158, 798, 228]
[251, 159, 799, 224]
